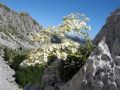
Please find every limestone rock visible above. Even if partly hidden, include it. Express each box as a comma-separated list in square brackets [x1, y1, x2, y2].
[0, 49, 21, 90]
[61, 38, 118, 90]
[93, 7, 120, 57]
[0, 3, 43, 49]
[114, 56, 120, 89]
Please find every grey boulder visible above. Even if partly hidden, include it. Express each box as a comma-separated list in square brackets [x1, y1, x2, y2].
[61, 38, 119, 90]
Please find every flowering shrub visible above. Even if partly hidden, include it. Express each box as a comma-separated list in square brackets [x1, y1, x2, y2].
[59, 41, 94, 82]
[20, 13, 91, 67]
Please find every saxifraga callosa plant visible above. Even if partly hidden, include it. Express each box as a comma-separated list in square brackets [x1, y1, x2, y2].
[20, 13, 94, 82]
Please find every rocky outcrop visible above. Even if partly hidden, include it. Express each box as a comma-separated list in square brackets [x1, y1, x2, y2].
[0, 3, 43, 49]
[60, 38, 119, 90]
[93, 7, 120, 58]
[0, 49, 21, 90]
[41, 60, 63, 90]
[0, 3, 42, 38]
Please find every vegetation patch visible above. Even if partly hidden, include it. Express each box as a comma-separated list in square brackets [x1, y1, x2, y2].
[19, 12, 29, 16]
[0, 3, 11, 12]
[3, 47, 45, 88]
[15, 64, 44, 87]
[0, 26, 19, 37]
[33, 19, 39, 25]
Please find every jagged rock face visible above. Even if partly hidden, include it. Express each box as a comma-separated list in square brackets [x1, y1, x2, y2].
[41, 60, 62, 90]
[60, 38, 119, 90]
[0, 4, 42, 37]
[93, 7, 120, 57]
[0, 4, 42, 49]
[0, 49, 21, 90]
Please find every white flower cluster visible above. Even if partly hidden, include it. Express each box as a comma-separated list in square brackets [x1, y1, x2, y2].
[20, 39, 80, 67]
[60, 13, 91, 34]
[20, 13, 91, 67]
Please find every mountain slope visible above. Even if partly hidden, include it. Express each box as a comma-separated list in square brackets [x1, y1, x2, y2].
[0, 3, 43, 49]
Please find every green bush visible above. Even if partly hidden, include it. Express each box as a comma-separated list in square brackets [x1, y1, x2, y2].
[3, 47, 45, 88]
[0, 3, 11, 12]
[47, 55, 57, 66]
[33, 19, 39, 25]
[19, 12, 29, 16]
[15, 65, 44, 87]
[59, 40, 94, 82]
[10, 54, 27, 70]
[4, 48, 17, 63]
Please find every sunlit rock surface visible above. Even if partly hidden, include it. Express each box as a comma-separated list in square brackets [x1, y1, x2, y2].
[0, 50, 21, 90]
[93, 7, 120, 58]
[0, 4, 43, 49]
[61, 38, 119, 90]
